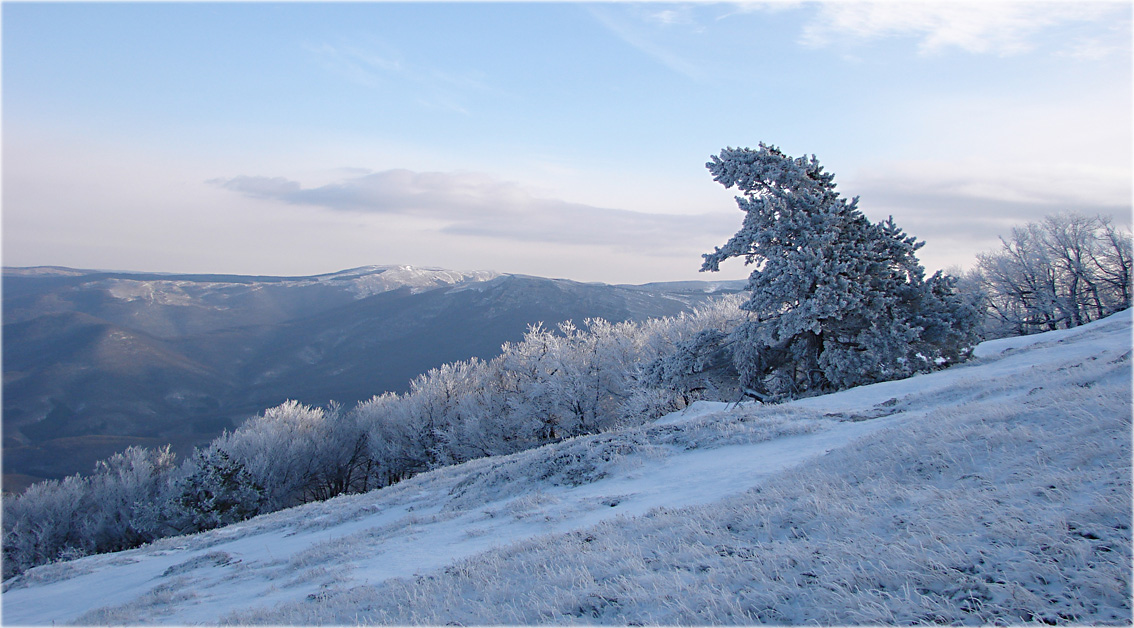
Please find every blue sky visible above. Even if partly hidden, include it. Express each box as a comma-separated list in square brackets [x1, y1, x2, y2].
[3, 2, 1131, 283]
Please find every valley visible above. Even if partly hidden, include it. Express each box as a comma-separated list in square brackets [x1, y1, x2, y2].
[2, 265, 742, 489]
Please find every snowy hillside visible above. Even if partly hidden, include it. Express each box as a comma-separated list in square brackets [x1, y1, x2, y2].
[3, 311, 1130, 625]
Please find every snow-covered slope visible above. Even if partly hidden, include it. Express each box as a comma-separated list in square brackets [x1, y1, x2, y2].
[289, 265, 501, 298]
[3, 312, 1130, 625]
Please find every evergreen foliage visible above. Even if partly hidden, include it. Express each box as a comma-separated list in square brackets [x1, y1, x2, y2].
[175, 448, 265, 532]
[701, 144, 981, 400]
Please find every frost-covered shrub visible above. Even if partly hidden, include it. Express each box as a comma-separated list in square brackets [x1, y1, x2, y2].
[2, 474, 92, 579]
[640, 328, 737, 404]
[201, 400, 387, 513]
[2, 446, 178, 579]
[352, 296, 749, 486]
[84, 446, 180, 550]
[216, 400, 326, 510]
[2, 401, 380, 578]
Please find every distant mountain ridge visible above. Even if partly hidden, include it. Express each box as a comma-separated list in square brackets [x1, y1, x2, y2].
[3, 265, 501, 338]
[3, 265, 744, 490]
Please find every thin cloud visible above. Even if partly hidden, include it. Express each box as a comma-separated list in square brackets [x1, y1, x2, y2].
[212, 169, 737, 255]
[211, 176, 302, 199]
[801, 2, 1124, 56]
[1059, 35, 1130, 61]
[850, 157, 1132, 212]
[845, 162, 1132, 269]
[305, 41, 488, 114]
[303, 42, 399, 89]
[587, 5, 705, 81]
[650, 9, 683, 26]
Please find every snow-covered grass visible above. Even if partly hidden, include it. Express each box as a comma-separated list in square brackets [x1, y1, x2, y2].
[3, 310, 1130, 625]
[262, 379, 1127, 626]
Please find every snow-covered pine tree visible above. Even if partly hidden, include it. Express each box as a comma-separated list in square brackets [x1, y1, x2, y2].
[701, 144, 980, 400]
[174, 447, 265, 532]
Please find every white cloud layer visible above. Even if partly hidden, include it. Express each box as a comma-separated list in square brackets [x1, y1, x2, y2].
[802, 2, 1126, 56]
[844, 155, 1131, 273]
[212, 169, 738, 255]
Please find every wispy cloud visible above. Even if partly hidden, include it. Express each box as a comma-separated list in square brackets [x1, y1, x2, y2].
[211, 170, 736, 255]
[1058, 33, 1130, 61]
[304, 41, 488, 114]
[801, 2, 1127, 57]
[303, 41, 400, 89]
[587, 5, 705, 81]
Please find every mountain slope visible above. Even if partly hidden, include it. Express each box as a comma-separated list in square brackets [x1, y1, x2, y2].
[3, 266, 737, 487]
[220, 274, 703, 408]
[2, 312, 233, 485]
[3, 311, 1128, 625]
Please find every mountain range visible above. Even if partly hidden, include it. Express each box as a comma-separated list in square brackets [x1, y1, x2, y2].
[2, 265, 743, 490]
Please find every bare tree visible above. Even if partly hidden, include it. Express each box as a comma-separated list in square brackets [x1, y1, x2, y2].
[1095, 218, 1133, 311]
[976, 212, 1132, 337]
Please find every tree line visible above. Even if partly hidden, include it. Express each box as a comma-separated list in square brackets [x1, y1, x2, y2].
[972, 212, 1131, 337]
[3, 144, 1129, 580]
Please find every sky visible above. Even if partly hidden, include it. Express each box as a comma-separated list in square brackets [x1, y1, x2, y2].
[3, 1, 1131, 284]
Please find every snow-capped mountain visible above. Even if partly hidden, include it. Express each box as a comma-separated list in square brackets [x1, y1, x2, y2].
[3, 310, 1128, 625]
[3, 265, 500, 337]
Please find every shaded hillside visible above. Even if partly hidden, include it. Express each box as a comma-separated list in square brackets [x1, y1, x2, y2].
[3, 266, 741, 487]
[217, 275, 703, 409]
[2, 311, 233, 483]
